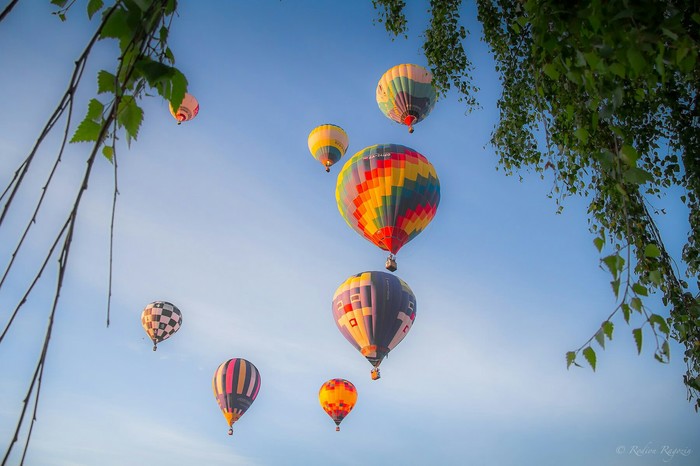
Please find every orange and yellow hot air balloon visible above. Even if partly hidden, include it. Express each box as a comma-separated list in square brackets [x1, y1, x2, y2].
[319, 378, 357, 431]
[169, 93, 199, 124]
[307, 124, 349, 172]
[212, 358, 261, 435]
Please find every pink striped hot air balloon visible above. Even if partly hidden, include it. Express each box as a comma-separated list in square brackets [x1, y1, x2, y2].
[212, 358, 261, 435]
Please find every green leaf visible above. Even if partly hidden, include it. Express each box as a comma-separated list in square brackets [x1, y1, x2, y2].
[132, 0, 149, 10]
[620, 144, 639, 165]
[648, 269, 662, 286]
[97, 70, 116, 94]
[627, 48, 646, 75]
[136, 59, 174, 86]
[100, 8, 130, 40]
[630, 297, 643, 312]
[633, 328, 643, 354]
[87, 0, 104, 19]
[70, 118, 102, 143]
[58, 12, 66, 22]
[649, 314, 670, 335]
[632, 283, 648, 296]
[102, 145, 114, 162]
[602, 320, 614, 340]
[621, 302, 631, 322]
[623, 167, 653, 185]
[595, 329, 605, 349]
[116, 96, 143, 145]
[566, 351, 577, 369]
[609, 62, 626, 78]
[543, 63, 560, 80]
[51, 0, 68, 5]
[692, 13, 700, 24]
[583, 346, 596, 371]
[167, 68, 188, 110]
[611, 278, 620, 297]
[602, 254, 623, 276]
[574, 127, 589, 144]
[593, 236, 604, 252]
[644, 244, 661, 258]
[86, 98, 104, 122]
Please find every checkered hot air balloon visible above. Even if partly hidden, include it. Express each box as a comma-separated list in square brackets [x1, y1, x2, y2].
[212, 358, 261, 435]
[376, 64, 437, 133]
[169, 93, 199, 124]
[332, 271, 417, 380]
[335, 143, 440, 271]
[308, 124, 349, 173]
[140, 301, 182, 351]
[319, 378, 357, 431]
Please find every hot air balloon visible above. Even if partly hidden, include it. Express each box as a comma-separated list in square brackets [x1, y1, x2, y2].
[141, 301, 182, 351]
[212, 358, 261, 435]
[376, 63, 437, 133]
[332, 271, 416, 380]
[308, 124, 349, 173]
[335, 143, 440, 272]
[319, 378, 357, 431]
[169, 93, 199, 124]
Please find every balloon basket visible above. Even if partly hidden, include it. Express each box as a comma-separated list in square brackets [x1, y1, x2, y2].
[335, 426, 340, 432]
[228, 428, 233, 436]
[385, 256, 397, 272]
[371, 368, 381, 380]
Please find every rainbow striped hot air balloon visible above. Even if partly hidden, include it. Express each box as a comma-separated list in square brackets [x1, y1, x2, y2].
[319, 378, 357, 431]
[212, 358, 261, 435]
[335, 143, 440, 271]
[308, 124, 349, 173]
[332, 271, 416, 380]
[376, 64, 437, 133]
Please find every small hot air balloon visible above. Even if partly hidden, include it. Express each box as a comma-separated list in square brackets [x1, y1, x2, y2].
[307, 124, 349, 172]
[319, 378, 357, 431]
[376, 64, 437, 133]
[332, 271, 416, 380]
[169, 93, 199, 124]
[141, 301, 182, 351]
[335, 144, 440, 271]
[212, 358, 261, 435]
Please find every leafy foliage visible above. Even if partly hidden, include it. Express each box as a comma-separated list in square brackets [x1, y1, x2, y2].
[474, 0, 700, 409]
[373, 0, 700, 410]
[69, 0, 187, 158]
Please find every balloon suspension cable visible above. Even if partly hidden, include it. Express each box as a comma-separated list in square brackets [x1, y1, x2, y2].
[228, 428, 233, 436]
[385, 254, 397, 272]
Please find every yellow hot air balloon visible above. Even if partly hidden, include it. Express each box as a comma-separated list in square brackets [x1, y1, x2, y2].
[307, 124, 349, 172]
[169, 93, 199, 124]
[319, 378, 357, 431]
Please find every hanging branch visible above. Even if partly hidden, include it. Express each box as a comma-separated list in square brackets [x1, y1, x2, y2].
[1, 1, 188, 462]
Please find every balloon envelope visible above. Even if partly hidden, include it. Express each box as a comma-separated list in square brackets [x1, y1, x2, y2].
[169, 93, 199, 123]
[308, 124, 349, 172]
[212, 358, 261, 434]
[376, 64, 437, 133]
[319, 378, 357, 431]
[332, 271, 416, 378]
[335, 143, 440, 265]
[141, 301, 182, 350]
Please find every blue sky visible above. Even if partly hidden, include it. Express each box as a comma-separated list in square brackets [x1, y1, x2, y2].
[1, 1, 698, 465]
